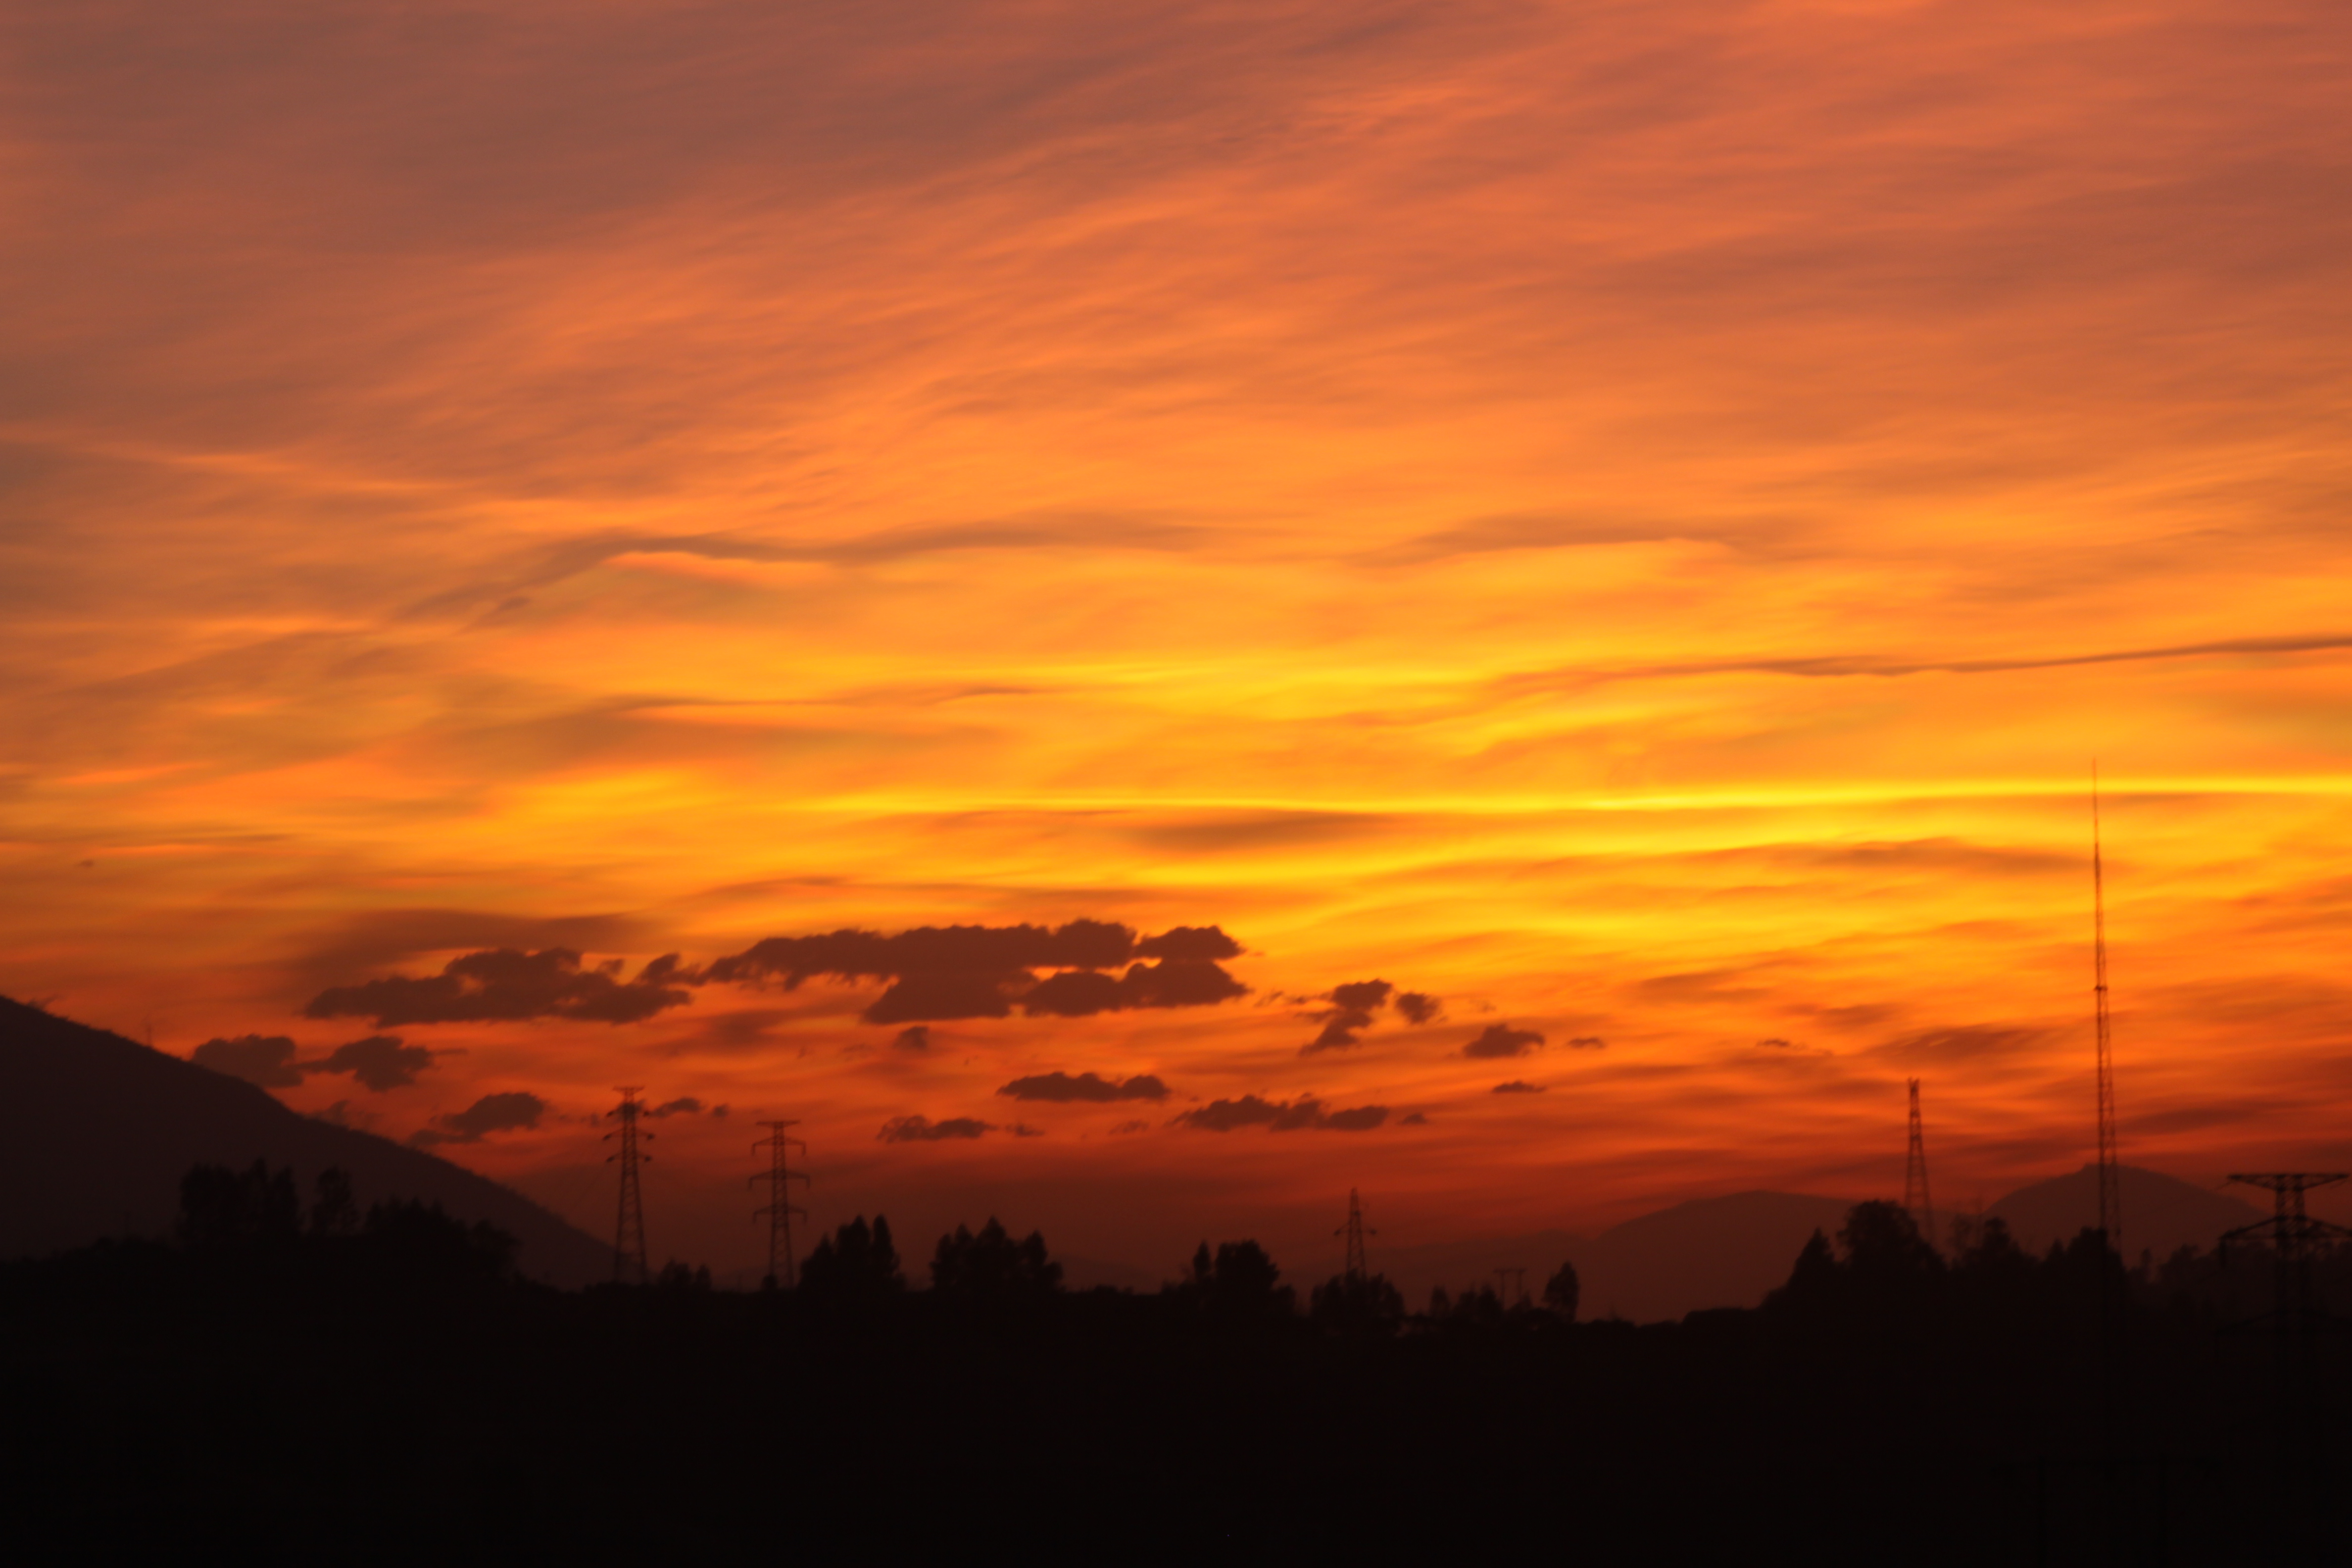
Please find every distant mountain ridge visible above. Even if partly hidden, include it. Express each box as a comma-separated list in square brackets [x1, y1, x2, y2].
[4, 995, 609, 1284]
[1365, 1167, 2268, 1323]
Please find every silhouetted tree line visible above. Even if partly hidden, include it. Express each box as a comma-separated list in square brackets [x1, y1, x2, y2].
[4, 1171, 2346, 1561]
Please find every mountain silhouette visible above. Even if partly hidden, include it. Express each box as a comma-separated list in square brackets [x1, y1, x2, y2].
[3, 995, 608, 1283]
[1983, 1162, 2261, 1263]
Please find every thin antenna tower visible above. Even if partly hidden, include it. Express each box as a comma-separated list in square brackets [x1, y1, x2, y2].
[1336, 1188, 1372, 1282]
[2093, 774, 2122, 1253]
[606, 1086, 650, 1285]
[1904, 1078, 1936, 1250]
[750, 1120, 809, 1288]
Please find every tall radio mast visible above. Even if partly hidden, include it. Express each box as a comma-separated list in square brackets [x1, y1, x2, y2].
[2093, 773, 2121, 1253]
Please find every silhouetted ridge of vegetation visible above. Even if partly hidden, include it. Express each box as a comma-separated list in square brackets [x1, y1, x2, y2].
[2, 1167, 2346, 1560]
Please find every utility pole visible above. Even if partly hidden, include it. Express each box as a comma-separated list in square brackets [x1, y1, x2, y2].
[751, 1120, 809, 1288]
[1335, 1188, 1372, 1282]
[1904, 1078, 1936, 1251]
[606, 1086, 650, 1285]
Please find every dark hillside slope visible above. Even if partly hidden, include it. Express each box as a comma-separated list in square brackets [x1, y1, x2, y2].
[2, 996, 606, 1283]
[1986, 1163, 2261, 1262]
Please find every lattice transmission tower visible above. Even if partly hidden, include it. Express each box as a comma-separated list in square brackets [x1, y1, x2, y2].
[606, 1086, 650, 1285]
[1904, 1078, 1936, 1250]
[1336, 1188, 1373, 1282]
[751, 1119, 809, 1289]
[2222, 1174, 2352, 1400]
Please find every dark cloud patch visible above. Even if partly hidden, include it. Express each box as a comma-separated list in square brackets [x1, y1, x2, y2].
[1757, 1036, 1795, 1049]
[878, 1114, 993, 1143]
[996, 1071, 1169, 1103]
[1395, 992, 1440, 1025]
[289, 909, 656, 991]
[647, 1096, 703, 1118]
[1175, 1095, 1389, 1132]
[1567, 1035, 1606, 1050]
[191, 1033, 305, 1088]
[1303, 1009, 1373, 1053]
[314, 1034, 434, 1090]
[1133, 926, 1244, 960]
[702, 921, 1247, 1023]
[410, 1091, 545, 1148]
[1108, 1119, 1151, 1135]
[868, 969, 1024, 1023]
[305, 948, 691, 1027]
[1400, 1112, 1429, 1126]
[1463, 1024, 1545, 1059]
[1301, 978, 1415, 1054]
[892, 1026, 931, 1052]
[1492, 1080, 1544, 1093]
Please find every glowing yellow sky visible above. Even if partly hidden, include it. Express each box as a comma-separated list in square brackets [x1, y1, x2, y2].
[4, 0, 2349, 1275]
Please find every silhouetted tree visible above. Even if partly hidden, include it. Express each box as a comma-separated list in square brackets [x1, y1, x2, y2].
[358, 1199, 517, 1284]
[656, 1260, 714, 1291]
[177, 1160, 300, 1249]
[1542, 1259, 1580, 1321]
[1170, 1239, 1295, 1321]
[800, 1215, 905, 1304]
[1310, 1272, 1405, 1336]
[1765, 1227, 1838, 1312]
[1839, 1200, 1942, 1281]
[930, 1217, 1061, 1299]
[310, 1167, 359, 1237]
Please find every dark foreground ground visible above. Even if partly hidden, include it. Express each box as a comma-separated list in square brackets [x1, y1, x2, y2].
[2, 1190, 2345, 1563]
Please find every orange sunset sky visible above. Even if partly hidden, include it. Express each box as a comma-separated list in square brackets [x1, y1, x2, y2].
[3, 0, 2349, 1278]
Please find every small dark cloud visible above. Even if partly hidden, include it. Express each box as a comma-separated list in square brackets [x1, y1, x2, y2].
[1133, 926, 1245, 960]
[1463, 1024, 1545, 1059]
[710, 1104, 730, 1118]
[314, 1034, 435, 1091]
[1108, 1119, 1151, 1135]
[1400, 1112, 1429, 1126]
[1757, 1036, 1794, 1049]
[702, 921, 1248, 1023]
[1395, 992, 1440, 1025]
[647, 1096, 703, 1118]
[191, 1033, 305, 1088]
[1302, 978, 1414, 1054]
[1174, 1095, 1388, 1132]
[1302, 1008, 1374, 1054]
[893, 1026, 931, 1052]
[1567, 1035, 1606, 1050]
[1491, 1080, 1544, 1094]
[306, 948, 692, 1027]
[1010, 1124, 1044, 1138]
[878, 1114, 994, 1143]
[997, 1071, 1170, 1103]
[410, 1091, 546, 1148]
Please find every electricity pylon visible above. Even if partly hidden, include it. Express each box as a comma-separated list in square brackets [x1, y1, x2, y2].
[606, 1086, 650, 1285]
[751, 1120, 809, 1288]
[1336, 1188, 1373, 1282]
[1904, 1078, 1936, 1251]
